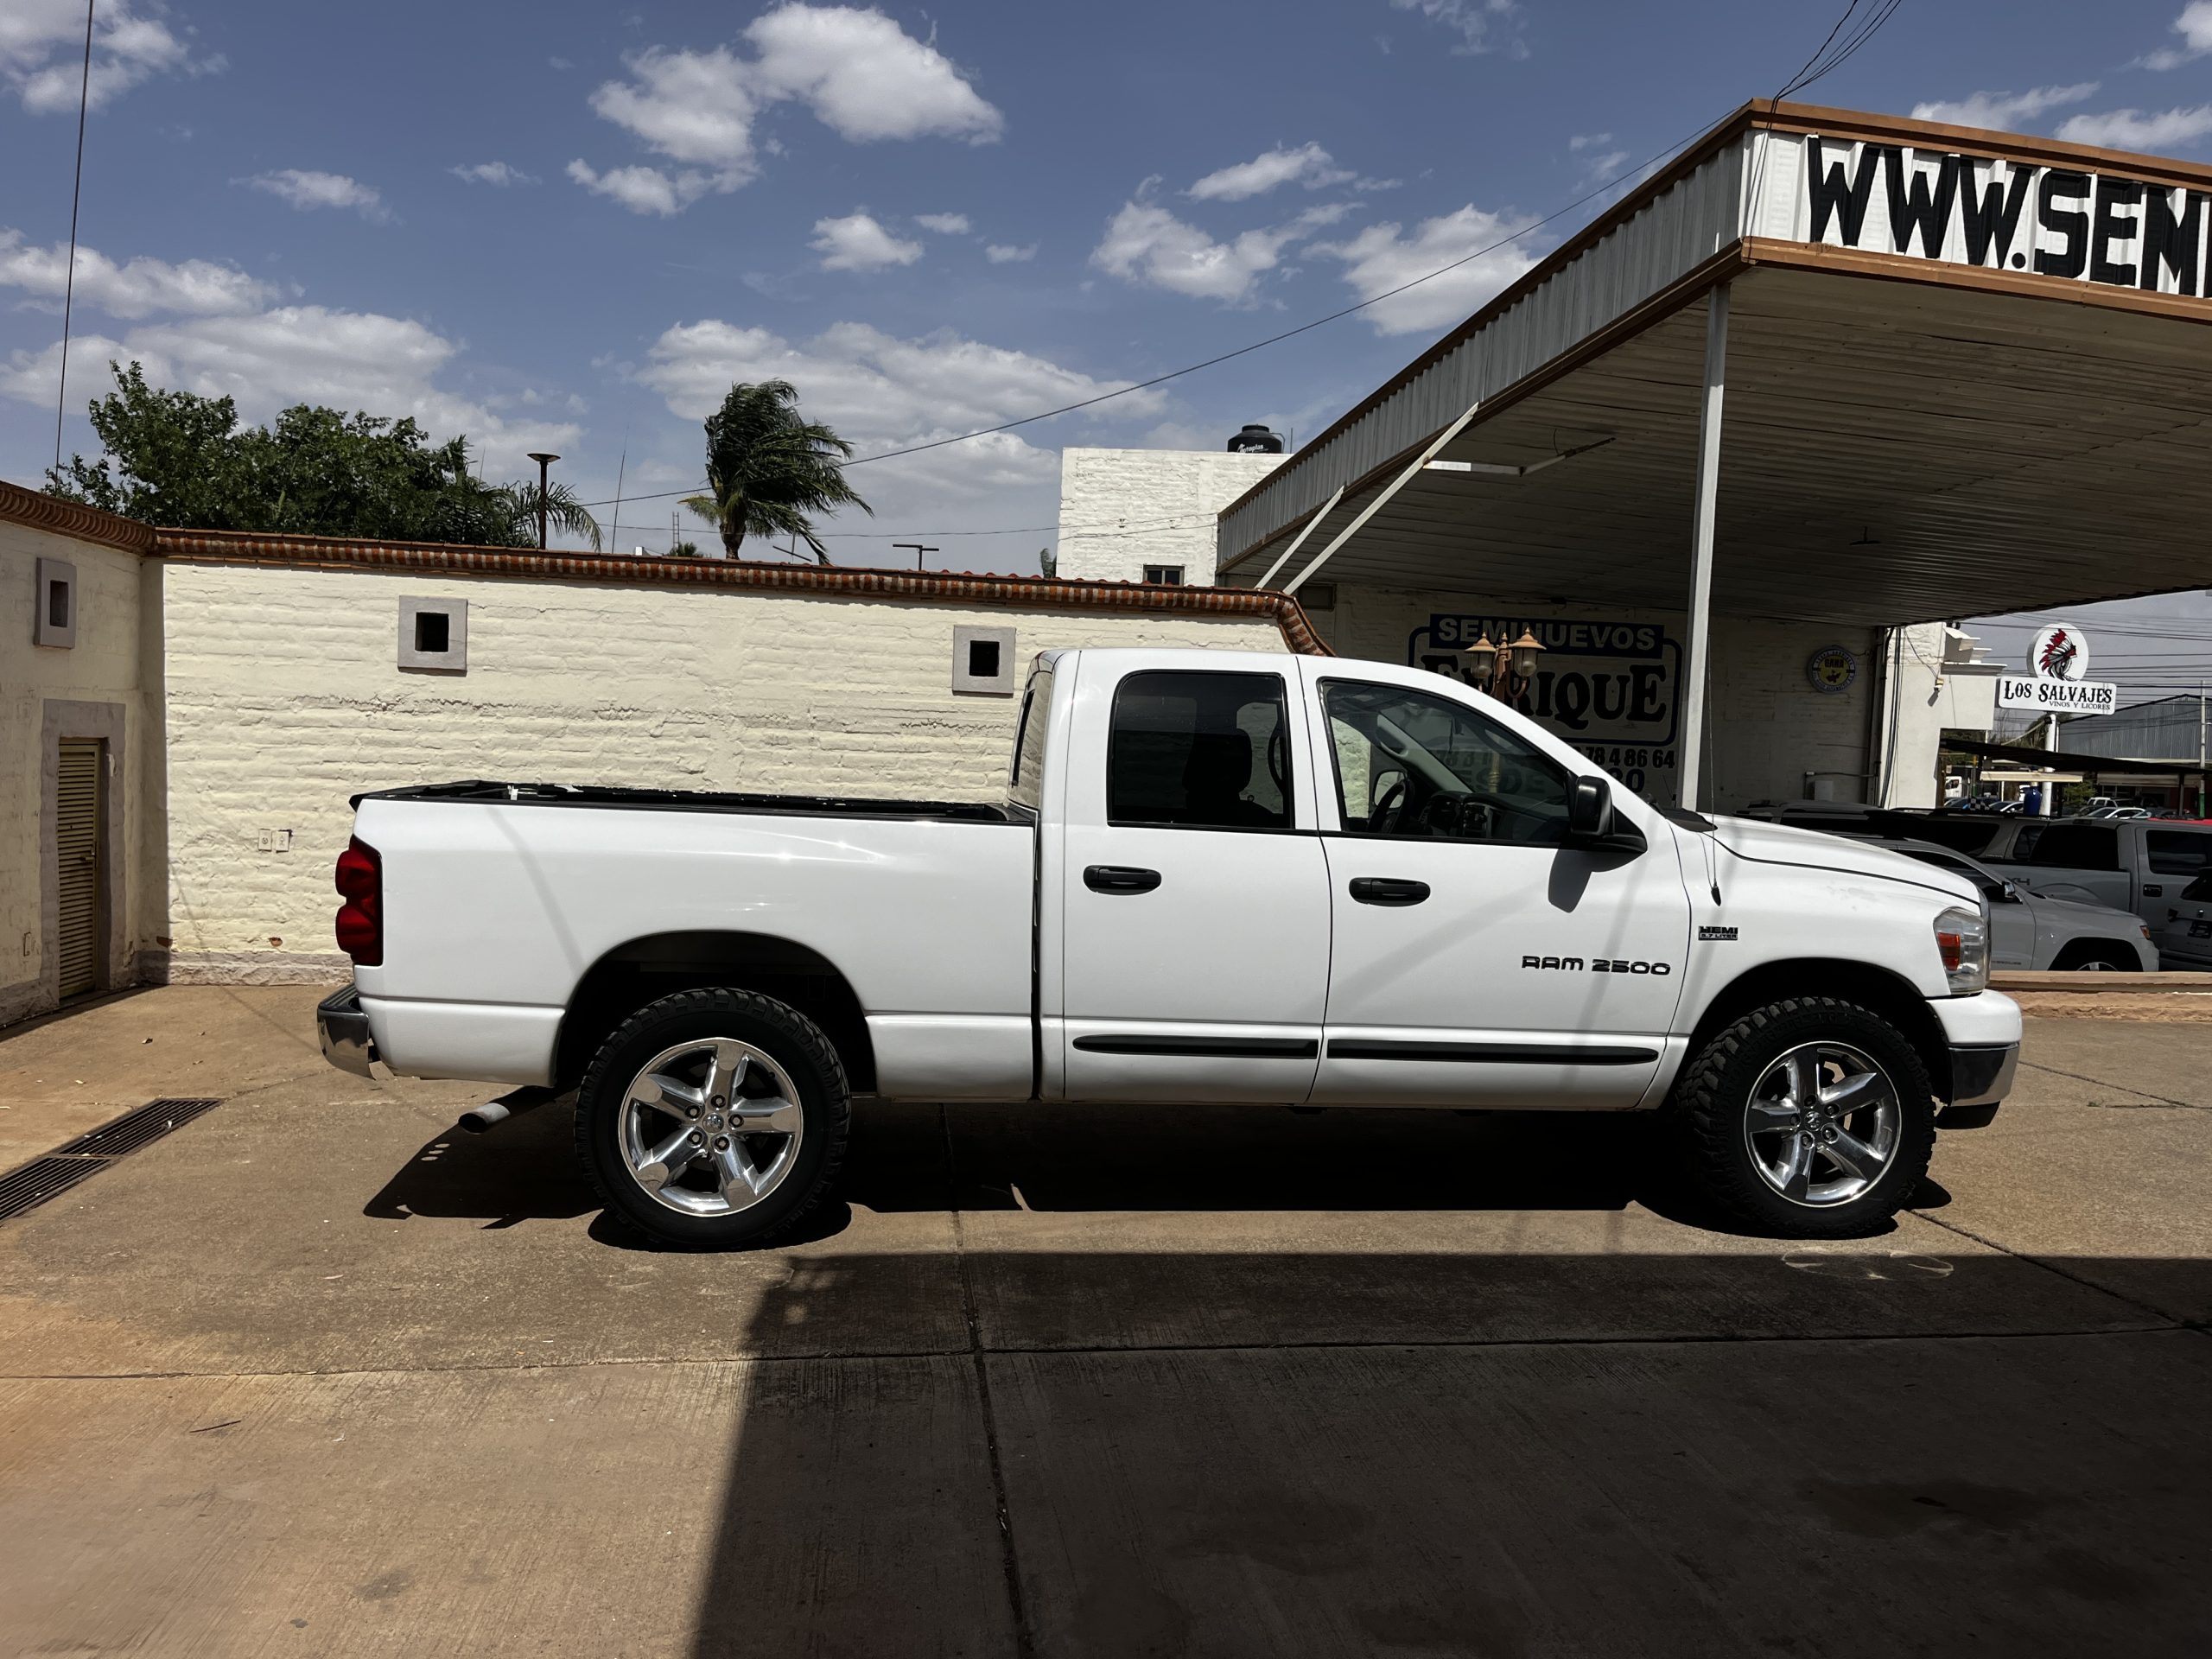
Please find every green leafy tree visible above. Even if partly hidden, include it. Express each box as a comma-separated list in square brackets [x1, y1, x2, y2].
[682, 378, 868, 563]
[45, 361, 599, 550]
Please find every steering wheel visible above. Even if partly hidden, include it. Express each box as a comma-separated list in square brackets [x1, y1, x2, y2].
[1370, 778, 1408, 836]
[1266, 724, 1289, 796]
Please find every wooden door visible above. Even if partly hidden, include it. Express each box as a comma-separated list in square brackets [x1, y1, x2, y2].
[55, 740, 103, 998]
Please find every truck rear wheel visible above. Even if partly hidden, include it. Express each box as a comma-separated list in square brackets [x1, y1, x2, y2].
[575, 988, 849, 1249]
[1670, 996, 1935, 1239]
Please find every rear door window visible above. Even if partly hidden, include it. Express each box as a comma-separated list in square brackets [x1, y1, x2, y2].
[2022, 823, 2120, 871]
[1107, 671, 1292, 831]
[2146, 830, 2212, 877]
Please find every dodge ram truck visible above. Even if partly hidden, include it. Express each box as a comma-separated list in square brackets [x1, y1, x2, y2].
[318, 647, 2020, 1247]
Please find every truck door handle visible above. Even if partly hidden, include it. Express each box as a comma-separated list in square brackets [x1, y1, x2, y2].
[1084, 864, 1162, 894]
[2145, 885, 2164, 897]
[1349, 877, 1430, 906]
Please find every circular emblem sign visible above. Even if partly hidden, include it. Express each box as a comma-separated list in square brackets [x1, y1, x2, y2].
[1807, 645, 1859, 694]
[2030, 623, 2090, 682]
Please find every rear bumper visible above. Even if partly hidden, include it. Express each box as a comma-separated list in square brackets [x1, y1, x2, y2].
[1948, 1041, 2018, 1107]
[317, 986, 378, 1077]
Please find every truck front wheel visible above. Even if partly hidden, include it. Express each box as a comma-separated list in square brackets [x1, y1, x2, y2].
[1670, 996, 1935, 1239]
[575, 988, 850, 1249]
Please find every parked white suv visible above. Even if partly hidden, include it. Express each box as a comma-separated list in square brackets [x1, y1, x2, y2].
[318, 648, 2020, 1247]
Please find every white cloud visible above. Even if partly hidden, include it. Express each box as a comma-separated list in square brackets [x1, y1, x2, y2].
[571, 5, 1001, 215]
[2143, 3, 2212, 69]
[745, 3, 1001, 143]
[1187, 143, 1354, 201]
[635, 318, 1162, 503]
[0, 0, 217, 114]
[450, 161, 539, 187]
[566, 158, 713, 216]
[1910, 84, 2099, 130]
[1580, 149, 1630, 184]
[985, 242, 1038, 264]
[1391, 0, 1522, 57]
[587, 44, 760, 182]
[811, 211, 923, 271]
[1091, 200, 1348, 302]
[3, 304, 577, 460]
[2055, 104, 2212, 149]
[914, 212, 971, 234]
[0, 227, 276, 319]
[1313, 203, 1541, 334]
[1568, 132, 1612, 152]
[244, 169, 391, 223]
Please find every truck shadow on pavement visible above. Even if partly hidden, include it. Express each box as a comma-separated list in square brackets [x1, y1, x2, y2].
[677, 1242, 2212, 1659]
[362, 1096, 1846, 1241]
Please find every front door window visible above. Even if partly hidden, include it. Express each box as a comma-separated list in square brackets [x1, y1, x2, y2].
[1321, 679, 1570, 842]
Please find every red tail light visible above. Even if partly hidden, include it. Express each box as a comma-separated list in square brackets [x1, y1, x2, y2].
[334, 837, 383, 966]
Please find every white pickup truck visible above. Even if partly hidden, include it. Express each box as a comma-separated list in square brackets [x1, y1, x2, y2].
[318, 647, 2019, 1247]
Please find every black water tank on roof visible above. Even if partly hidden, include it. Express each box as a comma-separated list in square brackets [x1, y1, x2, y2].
[1226, 423, 1284, 454]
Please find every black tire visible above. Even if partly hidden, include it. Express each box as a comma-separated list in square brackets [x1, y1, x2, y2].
[575, 988, 849, 1249]
[2050, 941, 2139, 972]
[1670, 996, 1935, 1239]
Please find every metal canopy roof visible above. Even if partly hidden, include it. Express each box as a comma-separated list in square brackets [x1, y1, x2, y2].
[1217, 103, 2212, 628]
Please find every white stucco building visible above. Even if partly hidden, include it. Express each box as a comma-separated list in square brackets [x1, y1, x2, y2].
[2, 481, 1319, 1025]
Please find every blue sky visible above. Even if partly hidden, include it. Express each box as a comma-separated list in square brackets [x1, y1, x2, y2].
[6, 0, 2212, 594]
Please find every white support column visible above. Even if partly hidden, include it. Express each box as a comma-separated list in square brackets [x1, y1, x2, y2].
[1676, 283, 1729, 811]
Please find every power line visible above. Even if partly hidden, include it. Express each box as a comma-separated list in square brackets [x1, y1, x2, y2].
[51, 0, 94, 473]
[1777, 0, 1907, 101]
[579, 111, 1738, 512]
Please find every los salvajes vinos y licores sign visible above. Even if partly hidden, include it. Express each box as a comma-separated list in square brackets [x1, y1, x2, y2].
[1997, 624, 2118, 714]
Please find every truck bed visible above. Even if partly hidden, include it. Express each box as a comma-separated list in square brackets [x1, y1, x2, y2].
[353, 779, 1014, 822]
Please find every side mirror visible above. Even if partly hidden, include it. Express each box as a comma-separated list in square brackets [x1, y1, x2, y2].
[1998, 880, 2021, 904]
[1567, 775, 1613, 839]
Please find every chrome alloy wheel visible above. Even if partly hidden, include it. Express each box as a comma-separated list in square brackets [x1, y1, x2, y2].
[1743, 1040, 1902, 1207]
[618, 1037, 804, 1217]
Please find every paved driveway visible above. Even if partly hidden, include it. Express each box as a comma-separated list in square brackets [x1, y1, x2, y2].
[1, 986, 2207, 1656]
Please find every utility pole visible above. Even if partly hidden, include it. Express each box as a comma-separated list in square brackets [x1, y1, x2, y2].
[2199, 681, 2207, 817]
[893, 543, 938, 571]
[525, 452, 559, 550]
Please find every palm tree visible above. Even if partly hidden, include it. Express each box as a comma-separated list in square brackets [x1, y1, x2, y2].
[682, 379, 869, 563]
[499, 478, 602, 551]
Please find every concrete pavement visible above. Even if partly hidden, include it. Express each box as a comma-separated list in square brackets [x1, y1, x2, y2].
[0, 985, 2207, 1656]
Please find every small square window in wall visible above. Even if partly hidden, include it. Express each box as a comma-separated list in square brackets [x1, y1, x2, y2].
[397, 596, 468, 672]
[1142, 564, 1185, 586]
[951, 625, 1018, 696]
[33, 557, 77, 648]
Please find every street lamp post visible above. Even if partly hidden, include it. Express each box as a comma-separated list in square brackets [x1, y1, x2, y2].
[525, 451, 559, 550]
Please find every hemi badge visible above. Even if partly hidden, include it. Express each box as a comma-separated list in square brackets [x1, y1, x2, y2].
[1699, 925, 1738, 941]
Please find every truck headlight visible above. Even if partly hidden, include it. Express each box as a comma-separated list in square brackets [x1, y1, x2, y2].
[1934, 906, 1989, 995]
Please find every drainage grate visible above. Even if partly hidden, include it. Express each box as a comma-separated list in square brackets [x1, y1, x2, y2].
[0, 1097, 228, 1223]
[56, 1097, 226, 1159]
[0, 1156, 106, 1221]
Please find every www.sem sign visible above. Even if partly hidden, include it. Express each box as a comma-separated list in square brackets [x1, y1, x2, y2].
[1795, 134, 2208, 296]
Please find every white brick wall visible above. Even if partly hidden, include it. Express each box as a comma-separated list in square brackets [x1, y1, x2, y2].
[156, 561, 1287, 978]
[1, 523, 156, 1022]
[1056, 448, 1285, 585]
